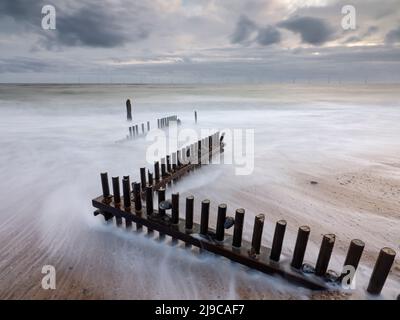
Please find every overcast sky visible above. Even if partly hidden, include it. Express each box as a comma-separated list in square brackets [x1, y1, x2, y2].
[0, 0, 399, 83]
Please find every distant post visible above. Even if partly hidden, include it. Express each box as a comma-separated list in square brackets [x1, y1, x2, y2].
[126, 99, 132, 121]
[194, 110, 197, 124]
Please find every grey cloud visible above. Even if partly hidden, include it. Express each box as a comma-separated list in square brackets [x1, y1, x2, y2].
[230, 15, 257, 44]
[256, 26, 281, 46]
[278, 16, 334, 45]
[385, 26, 400, 44]
[0, 57, 50, 73]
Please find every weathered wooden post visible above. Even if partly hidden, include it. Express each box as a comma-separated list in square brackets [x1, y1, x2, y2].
[339, 239, 365, 282]
[135, 125, 139, 135]
[171, 193, 179, 224]
[166, 155, 171, 172]
[185, 196, 194, 231]
[147, 121, 150, 131]
[148, 171, 153, 186]
[158, 188, 166, 240]
[270, 220, 287, 262]
[132, 127, 136, 138]
[129, 127, 133, 139]
[194, 110, 197, 124]
[140, 168, 146, 191]
[367, 247, 396, 295]
[112, 176, 120, 205]
[315, 234, 336, 276]
[126, 99, 132, 121]
[154, 161, 160, 182]
[200, 199, 210, 236]
[133, 182, 142, 215]
[291, 226, 310, 269]
[157, 119, 160, 128]
[250, 214, 265, 255]
[215, 204, 227, 242]
[141, 123, 145, 134]
[232, 209, 245, 248]
[158, 188, 166, 216]
[177, 150, 181, 168]
[172, 152, 177, 172]
[161, 158, 167, 177]
[101, 172, 110, 200]
[145, 186, 153, 234]
[122, 177, 131, 209]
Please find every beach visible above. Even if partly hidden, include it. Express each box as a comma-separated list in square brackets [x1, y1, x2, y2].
[0, 83, 399, 299]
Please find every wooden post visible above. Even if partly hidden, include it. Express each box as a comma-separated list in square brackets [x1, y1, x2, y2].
[122, 177, 131, 209]
[185, 196, 194, 230]
[140, 167, 146, 191]
[339, 239, 365, 282]
[315, 234, 336, 276]
[133, 182, 142, 211]
[141, 123, 145, 134]
[232, 208, 245, 248]
[291, 226, 310, 269]
[100, 173, 110, 199]
[147, 121, 150, 131]
[145, 186, 153, 233]
[112, 176, 120, 205]
[250, 214, 265, 255]
[194, 110, 197, 124]
[172, 152, 177, 172]
[177, 150, 181, 168]
[166, 155, 171, 172]
[171, 193, 179, 224]
[270, 220, 287, 262]
[367, 247, 396, 295]
[158, 188, 166, 216]
[215, 204, 227, 242]
[161, 158, 167, 177]
[148, 171, 153, 186]
[129, 127, 133, 139]
[126, 99, 132, 121]
[154, 161, 160, 181]
[200, 199, 210, 236]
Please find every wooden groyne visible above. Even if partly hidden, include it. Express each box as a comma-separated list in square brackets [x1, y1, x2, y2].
[91, 133, 397, 294]
[127, 115, 181, 140]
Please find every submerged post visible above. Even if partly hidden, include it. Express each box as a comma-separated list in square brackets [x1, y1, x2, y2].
[315, 234, 336, 276]
[232, 208, 245, 248]
[250, 214, 265, 255]
[200, 199, 210, 236]
[126, 99, 132, 121]
[194, 110, 197, 124]
[215, 204, 227, 242]
[367, 247, 396, 295]
[145, 186, 153, 233]
[291, 226, 310, 269]
[270, 220, 287, 262]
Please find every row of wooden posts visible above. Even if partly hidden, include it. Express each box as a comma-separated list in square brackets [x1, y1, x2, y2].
[93, 132, 396, 295]
[126, 115, 180, 140]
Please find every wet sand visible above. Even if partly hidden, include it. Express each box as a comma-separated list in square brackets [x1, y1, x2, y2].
[0, 84, 399, 299]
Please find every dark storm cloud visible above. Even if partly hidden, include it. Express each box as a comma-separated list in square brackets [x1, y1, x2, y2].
[0, 0, 148, 48]
[230, 15, 257, 44]
[278, 16, 334, 45]
[51, 6, 132, 48]
[385, 26, 400, 44]
[256, 26, 281, 46]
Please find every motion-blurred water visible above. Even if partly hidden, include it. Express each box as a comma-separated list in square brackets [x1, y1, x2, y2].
[0, 84, 399, 299]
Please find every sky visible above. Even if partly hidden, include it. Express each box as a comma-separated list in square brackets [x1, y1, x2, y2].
[0, 0, 399, 83]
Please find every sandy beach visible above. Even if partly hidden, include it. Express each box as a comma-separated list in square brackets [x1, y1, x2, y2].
[0, 84, 399, 299]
